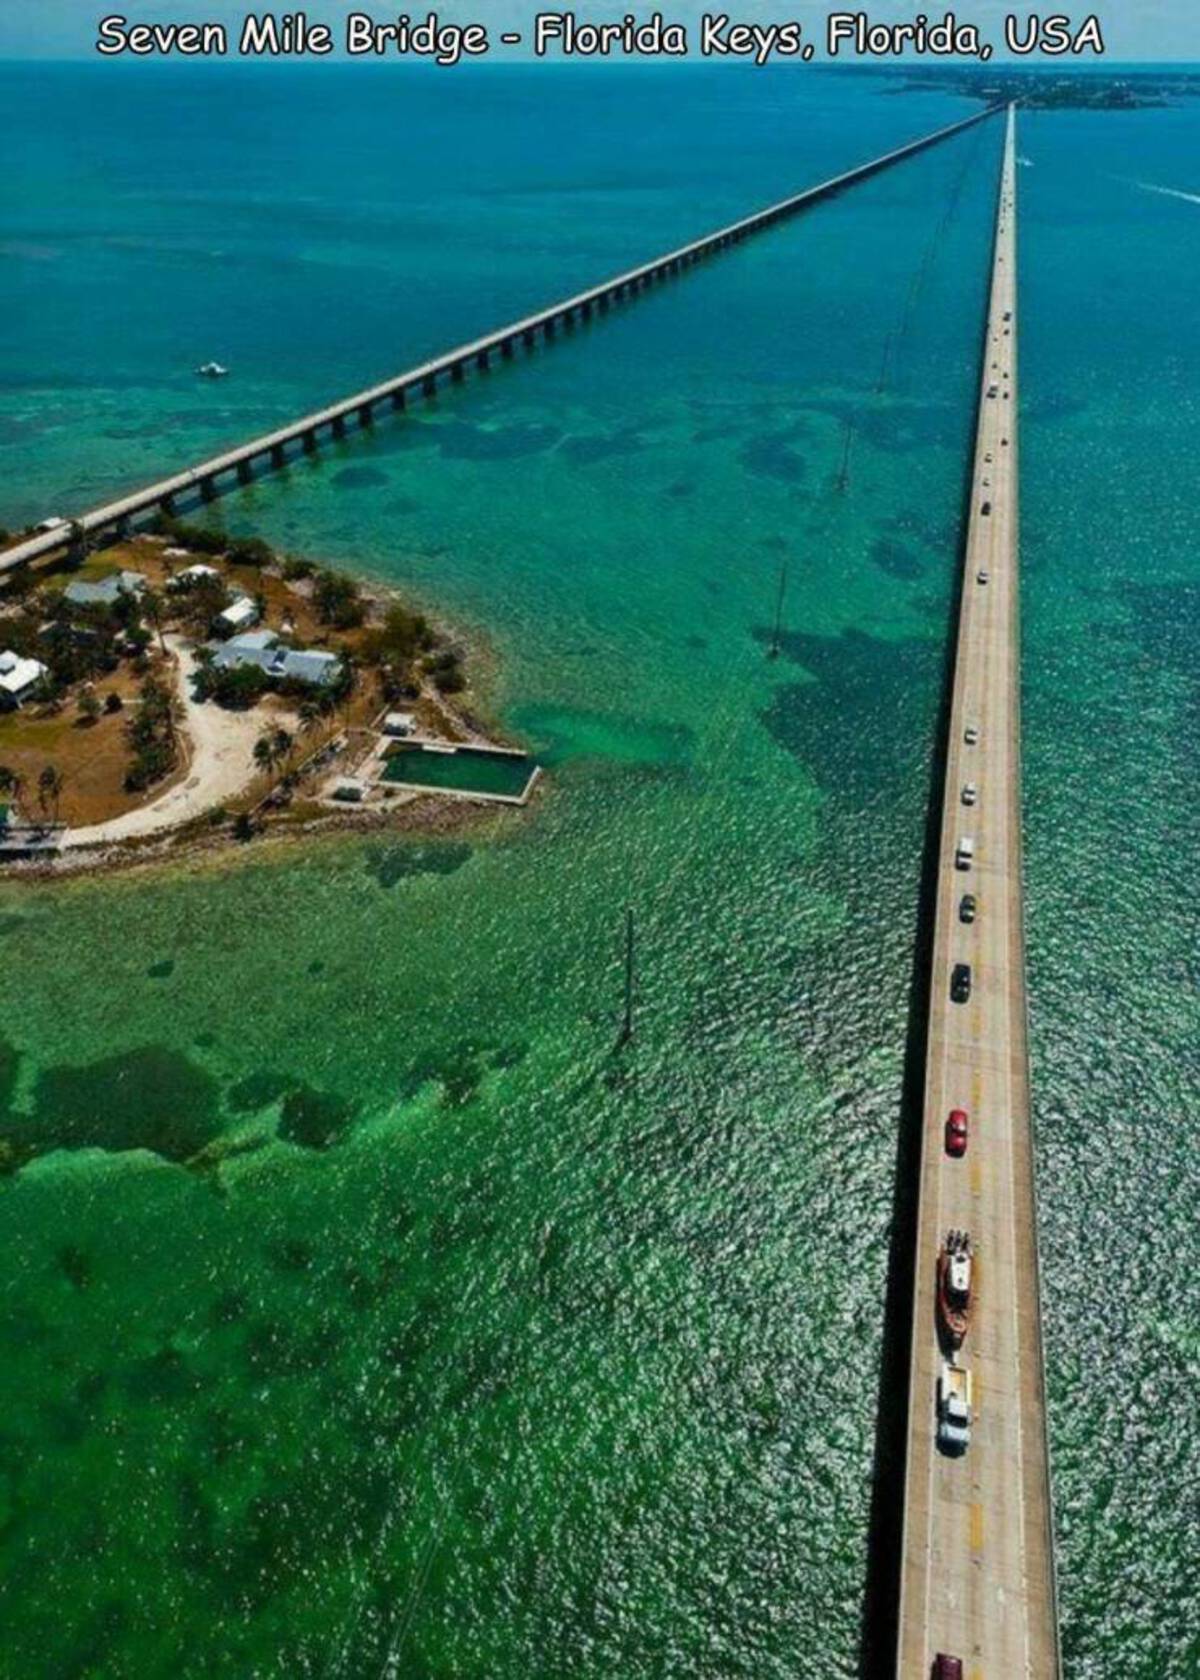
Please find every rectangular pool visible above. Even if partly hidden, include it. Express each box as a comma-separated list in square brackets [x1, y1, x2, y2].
[381, 744, 537, 801]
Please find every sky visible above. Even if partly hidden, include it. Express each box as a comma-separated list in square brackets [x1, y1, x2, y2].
[0, 0, 1198, 63]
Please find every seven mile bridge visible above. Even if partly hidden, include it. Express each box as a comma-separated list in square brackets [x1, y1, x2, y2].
[894, 104, 1060, 1680]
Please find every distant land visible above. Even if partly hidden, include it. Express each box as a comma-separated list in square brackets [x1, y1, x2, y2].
[879, 66, 1200, 110]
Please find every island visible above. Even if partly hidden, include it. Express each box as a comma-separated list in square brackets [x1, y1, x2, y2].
[0, 521, 538, 873]
[876, 66, 1200, 112]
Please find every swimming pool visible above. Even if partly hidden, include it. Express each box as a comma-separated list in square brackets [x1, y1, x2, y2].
[380, 744, 537, 801]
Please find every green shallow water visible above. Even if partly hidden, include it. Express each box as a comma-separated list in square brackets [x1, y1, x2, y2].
[1, 64, 1197, 1679]
[381, 746, 536, 799]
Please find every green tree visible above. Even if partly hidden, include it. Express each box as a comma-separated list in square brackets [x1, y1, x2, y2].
[77, 689, 102, 726]
[253, 732, 280, 776]
[141, 586, 168, 656]
[37, 763, 65, 823]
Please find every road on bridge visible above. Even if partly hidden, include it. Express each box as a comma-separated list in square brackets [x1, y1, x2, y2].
[895, 105, 1060, 1680]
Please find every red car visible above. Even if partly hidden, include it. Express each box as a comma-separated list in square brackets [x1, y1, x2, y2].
[945, 1109, 969, 1158]
[933, 1657, 963, 1680]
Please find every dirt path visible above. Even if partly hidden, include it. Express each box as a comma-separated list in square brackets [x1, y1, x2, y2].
[68, 636, 287, 847]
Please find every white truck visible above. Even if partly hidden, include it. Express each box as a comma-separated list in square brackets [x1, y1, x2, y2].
[955, 836, 975, 871]
[937, 1361, 973, 1455]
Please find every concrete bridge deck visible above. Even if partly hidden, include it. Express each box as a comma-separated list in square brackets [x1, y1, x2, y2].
[895, 106, 1060, 1679]
[2, 103, 999, 574]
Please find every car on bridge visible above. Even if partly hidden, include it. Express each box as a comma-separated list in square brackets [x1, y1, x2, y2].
[945, 1109, 969, 1157]
[950, 962, 972, 1003]
[977, 568, 989, 584]
[964, 725, 979, 745]
[933, 1656, 963, 1680]
[959, 893, 977, 924]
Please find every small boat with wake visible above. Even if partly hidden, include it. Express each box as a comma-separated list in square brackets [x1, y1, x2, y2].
[196, 360, 229, 378]
[937, 1229, 973, 1350]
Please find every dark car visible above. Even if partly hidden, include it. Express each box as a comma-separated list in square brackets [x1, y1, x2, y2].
[959, 894, 977, 925]
[933, 1657, 963, 1680]
[945, 1110, 968, 1158]
[950, 962, 972, 1003]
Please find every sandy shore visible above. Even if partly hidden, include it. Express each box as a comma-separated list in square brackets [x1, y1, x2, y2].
[67, 636, 287, 848]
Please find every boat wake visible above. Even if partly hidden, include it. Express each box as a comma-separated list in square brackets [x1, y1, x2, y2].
[1126, 177, 1200, 207]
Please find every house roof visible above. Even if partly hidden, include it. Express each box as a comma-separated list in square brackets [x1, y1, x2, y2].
[0, 651, 48, 696]
[210, 629, 279, 672]
[62, 570, 146, 607]
[170, 562, 221, 584]
[208, 633, 340, 687]
[276, 649, 341, 687]
[217, 595, 260, 626]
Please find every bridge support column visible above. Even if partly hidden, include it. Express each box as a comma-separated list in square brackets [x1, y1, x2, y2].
[543, 318, 556, 339]
[522, 328, 536, 349]
[451, 361, 465, 383]
[160, 494, 175, 515]
[331, 415, 346, 438]
[500, 338, 514, 359]
[302, 429, 317, 452]
[199, 476, 217, 501]
[271, 443, 286, 467]
[391, 388, 407, 410]
[358, 403, 373, 426]
[476, 349, 490, 371]
[580, 299, 593, 320]
[115, 516, 131, 539]
[422, 373, 437, 397]
[236, 460, 253, 485]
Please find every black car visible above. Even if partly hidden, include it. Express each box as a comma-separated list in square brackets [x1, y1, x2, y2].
[950, 963, 972, 1004]
[959, 894, 977, 925]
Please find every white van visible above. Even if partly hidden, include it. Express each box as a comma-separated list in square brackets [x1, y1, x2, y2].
[955, 837, 975, 870]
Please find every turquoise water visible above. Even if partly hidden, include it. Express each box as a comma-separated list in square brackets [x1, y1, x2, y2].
[1, 63, 1197, 1677]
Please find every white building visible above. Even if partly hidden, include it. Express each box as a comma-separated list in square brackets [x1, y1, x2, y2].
[168, 562, 222, 590]
[0, 650, 49, 709]
[215, 594, 261, 636]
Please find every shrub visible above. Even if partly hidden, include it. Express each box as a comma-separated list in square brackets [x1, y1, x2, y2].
[313, 569, 365, 630]
[227, 536, 274, 570]
[193, 662, 269, 710]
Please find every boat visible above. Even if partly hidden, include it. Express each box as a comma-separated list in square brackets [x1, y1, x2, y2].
[195, 361, 229, 378]
[936, 1230, 973, 1349]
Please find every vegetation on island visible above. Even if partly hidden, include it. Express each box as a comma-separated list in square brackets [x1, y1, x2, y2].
[0, 512, 479, 838]
[882, 66, 1200, 111]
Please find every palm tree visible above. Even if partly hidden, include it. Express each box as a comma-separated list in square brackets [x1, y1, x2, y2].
[37, 763, 65, 824]
[253, 732, 279, 776]
[142, 587, 168, 657]
[1, 768, 25, 821]
[271, 726, 294, 767]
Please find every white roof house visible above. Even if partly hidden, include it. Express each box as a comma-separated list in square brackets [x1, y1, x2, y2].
[0, 650, 49, 708]
[168, 562, 222, 590]
[215, 594, 261, 636]
[383, 711, 416, 737]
